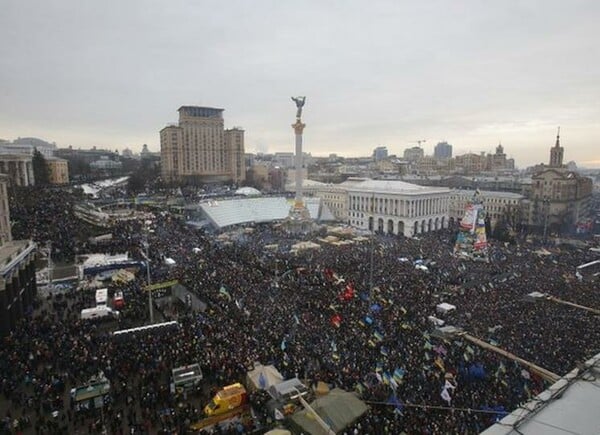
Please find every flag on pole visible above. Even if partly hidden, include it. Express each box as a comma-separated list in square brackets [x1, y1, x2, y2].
[441, 388, 452, 404]
[444, 379, 456, 390]
[387, 394, 404, 414]
[219, 286, 232, 301]
[258, 372, 267, 389]
[434, 356, 445, 372]
[434, 344, 448, 356]
[393, 368, 405, 382]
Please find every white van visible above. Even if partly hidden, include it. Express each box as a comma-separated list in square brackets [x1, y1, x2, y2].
[95, 288, 108, 306]
[81, 306, 119, 320]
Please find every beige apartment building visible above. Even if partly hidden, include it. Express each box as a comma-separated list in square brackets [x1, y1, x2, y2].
[160, 106, 245, 184]
[528, 131, 592, 231]
[45, 157, 69, 185]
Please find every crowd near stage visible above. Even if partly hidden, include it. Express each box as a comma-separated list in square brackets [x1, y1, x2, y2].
[1, 186, 599, 434]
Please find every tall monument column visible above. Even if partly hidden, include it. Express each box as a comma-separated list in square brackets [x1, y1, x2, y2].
[292, 118, 306, 209]
[287, 96, 312, 229]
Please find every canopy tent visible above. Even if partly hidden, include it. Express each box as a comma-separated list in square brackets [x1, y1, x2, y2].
[291, 241, 321, 252]
[436, 303, 456, 314]
[112, 269, 135, 284]
[289, 388, 367, 435]
[246, 363, 284, 391]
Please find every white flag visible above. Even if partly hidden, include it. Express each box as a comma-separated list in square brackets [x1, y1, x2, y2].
[441, 388, 452, 404]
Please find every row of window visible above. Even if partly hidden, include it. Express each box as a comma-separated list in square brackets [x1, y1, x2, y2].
[348, 195, 447, 217]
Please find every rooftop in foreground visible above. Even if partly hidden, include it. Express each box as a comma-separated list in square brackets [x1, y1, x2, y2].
[481, 352, 600, 435]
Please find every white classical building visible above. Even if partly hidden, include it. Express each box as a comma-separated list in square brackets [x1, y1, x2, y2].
[346, 179, 450, 237]
[0, 154, 35, 186]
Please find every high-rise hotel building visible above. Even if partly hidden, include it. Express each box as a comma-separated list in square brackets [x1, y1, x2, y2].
[160, 106, 246, 184]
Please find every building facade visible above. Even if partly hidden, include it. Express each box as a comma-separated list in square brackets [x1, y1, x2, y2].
[45, 157, 69, 184]
[527, 132, 593, 232]
[314, 178, 367, 222]
[454, 153, 487, 174]
[160, 106, 246, 184]
[434, 141, 453, 160]
[0, 154, 34, 186]
[0, 137, 56, 158]
[274, 152, 295, 168]
[0, 174, 36, 336]
[403, 146, 424, 163]
[373, 146, 388, 162]
[225, 128, 246, 184]
[346, 179, 450, 237]
[0, 175, 11, 244]
[488, 144, 508, 171]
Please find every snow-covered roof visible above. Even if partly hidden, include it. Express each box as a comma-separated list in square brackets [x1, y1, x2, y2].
[345, 178, 450, 195]
[200, 197, 334, 229]
[235, 187, 262, 196]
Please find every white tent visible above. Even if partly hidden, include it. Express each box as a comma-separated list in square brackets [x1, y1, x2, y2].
[428, 315, 445, 326]
[436, 303, 456, 314]
[246, 363, 284, 391]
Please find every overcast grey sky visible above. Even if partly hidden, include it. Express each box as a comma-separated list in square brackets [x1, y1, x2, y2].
[1, 0, 599, 167]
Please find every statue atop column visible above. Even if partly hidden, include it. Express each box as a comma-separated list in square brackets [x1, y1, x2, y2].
[291, 96, 306, 120]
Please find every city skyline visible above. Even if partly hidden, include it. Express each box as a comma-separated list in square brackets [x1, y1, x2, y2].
[1, 1, 599, 168]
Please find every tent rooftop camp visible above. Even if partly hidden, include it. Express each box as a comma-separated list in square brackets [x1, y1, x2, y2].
[436, 303, 456, 314]
[289, 388, 367, 435]
[199, 197, 334, 230]
[246, 363, 284, 391]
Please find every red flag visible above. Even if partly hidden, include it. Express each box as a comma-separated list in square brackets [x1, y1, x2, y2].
[331, 314, 342, 328]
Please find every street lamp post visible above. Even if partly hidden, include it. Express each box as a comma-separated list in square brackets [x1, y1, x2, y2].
[141, 230, 154, 324]
[369, 193, 375, 300]
[47, 241, 53, 286]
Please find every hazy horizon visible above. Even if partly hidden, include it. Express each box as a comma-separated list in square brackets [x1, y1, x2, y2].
[1, 1, 599, 168]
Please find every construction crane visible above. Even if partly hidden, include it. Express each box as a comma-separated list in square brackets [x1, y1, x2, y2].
[411, 139, 427, 148]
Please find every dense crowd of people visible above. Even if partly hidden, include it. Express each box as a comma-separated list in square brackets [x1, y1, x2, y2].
[1, 186, 599, 434]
